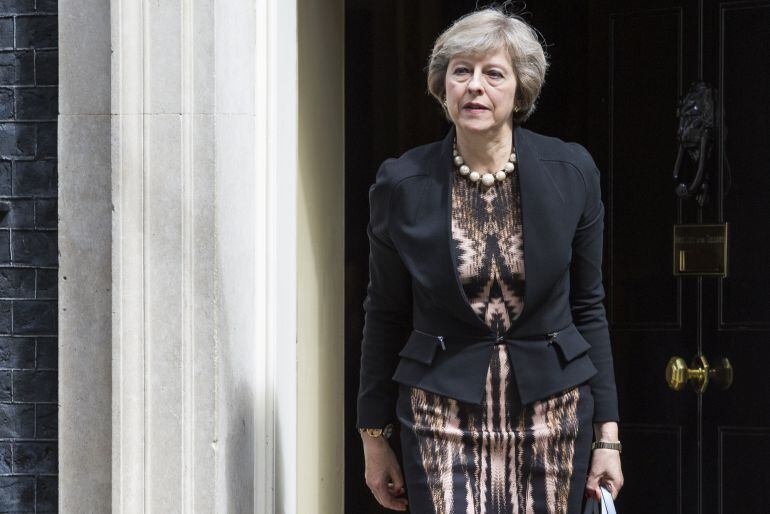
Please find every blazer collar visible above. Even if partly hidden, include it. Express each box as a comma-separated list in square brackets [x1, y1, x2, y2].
[428, 123, 566, 337]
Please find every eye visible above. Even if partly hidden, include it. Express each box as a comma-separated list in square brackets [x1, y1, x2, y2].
[488, 70, 503, 78]
[453, 66, 470, 75]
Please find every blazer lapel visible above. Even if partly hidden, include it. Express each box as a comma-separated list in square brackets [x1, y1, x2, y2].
[426, 123, 567, 337]
[512, 124, 567, 335]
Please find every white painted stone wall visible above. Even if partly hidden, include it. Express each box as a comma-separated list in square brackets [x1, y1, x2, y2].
[58, 0, 112, 509]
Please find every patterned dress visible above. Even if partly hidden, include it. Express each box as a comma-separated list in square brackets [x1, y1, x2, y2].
[395, 164, 594, 514]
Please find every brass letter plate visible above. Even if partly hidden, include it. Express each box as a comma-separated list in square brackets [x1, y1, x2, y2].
[673, 223, 728, 277]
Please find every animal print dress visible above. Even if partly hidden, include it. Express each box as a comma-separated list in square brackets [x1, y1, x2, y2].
[395, 165, 594, 514]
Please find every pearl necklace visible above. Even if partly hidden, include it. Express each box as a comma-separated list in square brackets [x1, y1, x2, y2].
[452, 137, 517, 187]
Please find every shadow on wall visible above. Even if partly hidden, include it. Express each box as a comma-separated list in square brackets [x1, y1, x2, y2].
[225, 381, 256, 512]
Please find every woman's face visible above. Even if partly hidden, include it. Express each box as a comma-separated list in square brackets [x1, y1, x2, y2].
[444, 47, 518, 135]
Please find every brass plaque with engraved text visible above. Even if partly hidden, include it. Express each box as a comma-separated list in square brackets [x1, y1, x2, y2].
[673, 223, 728, 277]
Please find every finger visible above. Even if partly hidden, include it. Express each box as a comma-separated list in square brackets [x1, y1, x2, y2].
[583, 485, 596, 501]
[380, 493, 408, 510]
[384, 482, 408, 508]
[602, 480, 620, 501]
[387, 482, 406, 497]
[368, 480, 388, 506]
[388, 466, 406, 494]
[373, 485, 390, 507]
[584, 478, 601, 501]
[375, 484, 407, 511]
[390, 496, 409, 511]
[389, 466, 405, 490]
[370, 488, 384, 507]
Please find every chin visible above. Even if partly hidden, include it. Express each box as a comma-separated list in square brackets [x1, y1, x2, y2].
[455, 121, 496, 134]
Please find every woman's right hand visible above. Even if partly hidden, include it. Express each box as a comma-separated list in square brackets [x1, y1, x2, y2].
[362, 436, 409, 511]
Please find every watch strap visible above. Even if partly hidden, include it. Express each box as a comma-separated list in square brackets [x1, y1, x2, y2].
[592, 441, 622, 453]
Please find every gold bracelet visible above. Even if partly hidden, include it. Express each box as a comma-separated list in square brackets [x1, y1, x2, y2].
[592, 441, 622, 453]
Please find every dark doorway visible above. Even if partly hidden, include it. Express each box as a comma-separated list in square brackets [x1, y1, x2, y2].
[345, 1, 770, 513]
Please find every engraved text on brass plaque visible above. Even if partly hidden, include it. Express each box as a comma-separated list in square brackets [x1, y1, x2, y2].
[673, 223, 728, 277]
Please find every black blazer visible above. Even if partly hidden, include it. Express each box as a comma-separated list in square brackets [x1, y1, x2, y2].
[356, 123, 619, 429]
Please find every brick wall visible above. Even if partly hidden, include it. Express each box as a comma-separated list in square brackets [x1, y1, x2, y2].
[0, 0, 58, 511]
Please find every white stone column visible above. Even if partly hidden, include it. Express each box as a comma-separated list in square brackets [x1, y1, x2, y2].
[109, 0, 221, 509]
[60, 0, 309, 511]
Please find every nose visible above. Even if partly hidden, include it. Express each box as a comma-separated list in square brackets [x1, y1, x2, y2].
[467, 69, 484, 93]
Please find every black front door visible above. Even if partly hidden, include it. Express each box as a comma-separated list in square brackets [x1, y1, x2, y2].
[587, 1, 770, 512]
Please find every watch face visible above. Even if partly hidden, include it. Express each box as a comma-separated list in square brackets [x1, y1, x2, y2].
[359, 424, 394, 439]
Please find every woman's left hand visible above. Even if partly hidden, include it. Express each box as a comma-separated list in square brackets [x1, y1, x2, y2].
[585, 447, 624, 501]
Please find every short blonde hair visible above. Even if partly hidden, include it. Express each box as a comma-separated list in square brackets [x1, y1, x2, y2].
[426, 5, 549, 124]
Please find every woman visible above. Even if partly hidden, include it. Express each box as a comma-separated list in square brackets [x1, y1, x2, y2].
[357, 7, 623, 513]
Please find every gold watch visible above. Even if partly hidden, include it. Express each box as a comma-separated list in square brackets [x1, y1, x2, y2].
[592, 440, 622, 453]
[359, 423, 394, 439]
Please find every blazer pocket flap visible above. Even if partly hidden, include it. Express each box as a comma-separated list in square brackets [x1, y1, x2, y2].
[552, 326, 592, 362]
[398, 330, 441, 365]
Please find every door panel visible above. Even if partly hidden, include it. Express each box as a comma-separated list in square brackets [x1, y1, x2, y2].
[706, 2, 770, 513]
[618, 424, 683, 513]
[718, 3, 770, 326]
[608, 7, 683, 327]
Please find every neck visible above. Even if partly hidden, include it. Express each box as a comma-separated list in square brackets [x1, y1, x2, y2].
[454, 124, 514, 172]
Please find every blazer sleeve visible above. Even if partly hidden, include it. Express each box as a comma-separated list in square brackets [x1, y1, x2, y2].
[568, 143, 620, 423]
[356, 159, 413, 429]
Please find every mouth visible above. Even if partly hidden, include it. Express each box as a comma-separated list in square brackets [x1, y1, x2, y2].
[463, 102, 489, 112]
